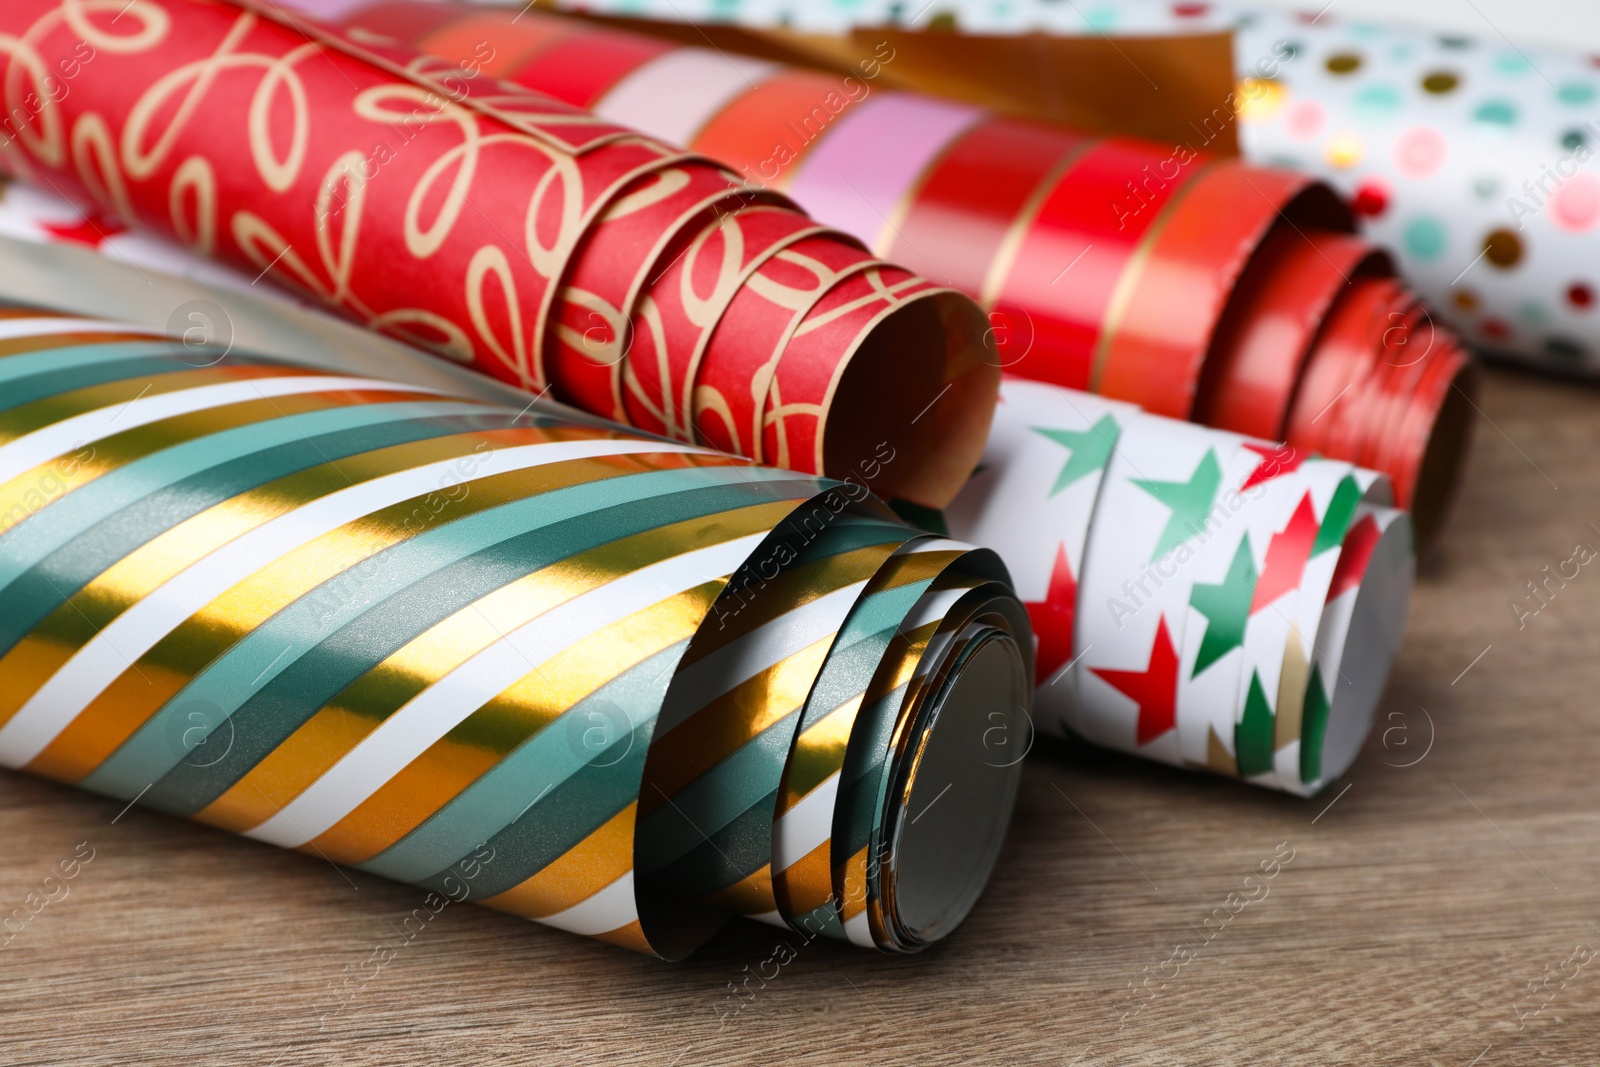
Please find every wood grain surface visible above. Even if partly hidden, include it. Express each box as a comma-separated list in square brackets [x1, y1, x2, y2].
[0, 365, 1595, 1067]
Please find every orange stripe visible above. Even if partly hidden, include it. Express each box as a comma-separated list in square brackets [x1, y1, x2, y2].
[481, 804, 636, 920]
[702, 863, 774, 916]
[837, 844, 871, 922]
[774, 835, 833, 916]
[0, 329, 166, 358]
[690, 69, 845, 189]
[305, 583, 720, 861]
[591, 919, 653, 955]
[20, 431, 656, 781]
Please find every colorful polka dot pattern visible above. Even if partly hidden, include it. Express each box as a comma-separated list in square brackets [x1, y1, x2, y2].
[1228, 6, 1600, 369]
[554, 0, 1600, 370]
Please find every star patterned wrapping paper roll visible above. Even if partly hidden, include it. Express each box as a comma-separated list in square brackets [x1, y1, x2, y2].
[0, 0, 1001, 510]
[943, 378, 1414, 796]
[0, 305, 1035, 958]
[301, 0, 1474, 546]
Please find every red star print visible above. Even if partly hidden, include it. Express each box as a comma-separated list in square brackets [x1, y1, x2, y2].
[1328, 513, 1381, 601]
[1023, 542, 1077, 685]
[1091, 615, 1179, 746]
[42, 209, 127, 249]
[1241, 442, 1307, 490]
[1251, 491, 1320, 613]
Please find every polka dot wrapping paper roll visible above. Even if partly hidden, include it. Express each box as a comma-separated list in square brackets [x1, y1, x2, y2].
[305, 0, 1476, 546]
[0, 305, 1034, 957]
[0, 0, 1001, 511]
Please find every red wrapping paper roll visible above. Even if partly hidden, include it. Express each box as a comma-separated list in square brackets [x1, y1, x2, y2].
[619, 203, 826, 438]
[0, 0, 999, 509]
[1196, 229, 1391, 440]
[335, 0, 1476, 539]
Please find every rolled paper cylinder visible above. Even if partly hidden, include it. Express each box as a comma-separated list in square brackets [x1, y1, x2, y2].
[0, 307, 1032, 957]
[334, 0, 1475, 541]
[0, 203, 1408, 809]
[0, 0, 999, 510]
[942, 377, 1415, 796]
[515, 0, 1600, 375]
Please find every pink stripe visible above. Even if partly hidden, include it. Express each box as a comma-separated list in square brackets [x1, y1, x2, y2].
[270, 0, 377, 17]
[784, 92, 984, 255]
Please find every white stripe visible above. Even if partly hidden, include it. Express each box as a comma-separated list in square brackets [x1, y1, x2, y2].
[654, 578, 867, 736]
[907, 537, 967, 555]
[0, 316, 161, 342]
[750, 909, 787, 929]
[0, 374, 449, 487]
[844, 908, 874, 948]
[593, 48, 779, 149]
[535, 871, 639, 938]
[245, 531, 767, 848]
[0, 437, 708, 767]
[900, 585, 973, 635]
[772, 769, 839, 873]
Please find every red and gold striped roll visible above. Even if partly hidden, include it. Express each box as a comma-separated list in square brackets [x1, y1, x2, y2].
[0, 0, 999, 510]
[330, 1, 1474, 542]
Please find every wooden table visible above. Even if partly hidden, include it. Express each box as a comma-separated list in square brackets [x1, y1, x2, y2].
[0, 365, 1594, 1066]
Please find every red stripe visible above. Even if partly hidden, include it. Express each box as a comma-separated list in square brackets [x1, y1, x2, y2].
[888, 116, 1086, 296]
[995, 138, 1190, 391]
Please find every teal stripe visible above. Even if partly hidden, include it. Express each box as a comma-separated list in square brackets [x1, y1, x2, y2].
[417, 714, 654, 902]
[834, 680, 912, 863]
[136, 472, 817, 815]
[82, 466, 809, 802]
[636, 710, 801, 873]
[0, 399, 489, 592]
[0, 341, 244, 414]
[652, 789, 780, 899]
[366, 642, 687, 885]
[0, 339, 223, 385]
[798, 579, 933, 735]
[0, 411, 520, 659]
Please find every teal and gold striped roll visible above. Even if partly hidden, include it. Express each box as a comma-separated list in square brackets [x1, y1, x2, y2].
[0, 307, 1031, 958]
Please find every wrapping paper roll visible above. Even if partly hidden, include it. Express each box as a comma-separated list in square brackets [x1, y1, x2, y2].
[512, 0, 1600, 373]
[943, 378, 1414, 796]
[0, 0, 1424, 799]
[0, 0, 1000, 509]
[0, 305, 1034, 957]
[306, 1, 1474, 545]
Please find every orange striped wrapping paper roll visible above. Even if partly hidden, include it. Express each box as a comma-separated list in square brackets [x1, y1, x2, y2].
[0, 306, 1032, 957]
[0, 0, 1000, 510]
[324, 0, 1475, 544]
